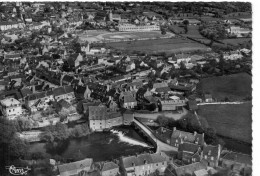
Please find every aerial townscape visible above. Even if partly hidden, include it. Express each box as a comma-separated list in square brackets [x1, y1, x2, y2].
[0, 2, 252, 176]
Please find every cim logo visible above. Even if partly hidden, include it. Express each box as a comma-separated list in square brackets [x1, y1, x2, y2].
[5, 165, 31, 175]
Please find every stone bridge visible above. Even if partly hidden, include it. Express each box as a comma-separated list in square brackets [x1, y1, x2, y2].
[133, 118, 177, 153]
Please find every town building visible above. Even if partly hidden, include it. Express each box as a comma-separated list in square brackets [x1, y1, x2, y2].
[159, 98, 185, 111]
[94, 161, 120, 176]
[117, 24, 160, 32]
[171, 162, 208, 176]
[89, 106, 134, 131]
[171, 127, 205, 148]
[202, 144, 221, 167]
[58, 158, 93, 176]
[119, 153, 168, 176]
[53, 85, 75, 103]
[0, 97, 22, 119]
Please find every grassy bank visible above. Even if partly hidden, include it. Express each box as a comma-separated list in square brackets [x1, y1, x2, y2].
[197, 102, 252, 143]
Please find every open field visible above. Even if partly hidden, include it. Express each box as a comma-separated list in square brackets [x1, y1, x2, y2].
[183, 25, 211, 44]
[78, 30, 175, 43]
[107, 38, 211, 54]
[197, 73, 252, 101]
[197, 102, 252, 143]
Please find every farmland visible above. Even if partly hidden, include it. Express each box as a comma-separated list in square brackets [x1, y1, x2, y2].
[107, 38, 211, 54]
[220, 38, 251, 46]
[197, 102, 252, 143]
[197, 72, 252, 101]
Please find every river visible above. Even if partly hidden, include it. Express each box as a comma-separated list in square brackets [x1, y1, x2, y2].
[29, 126, 155, 162]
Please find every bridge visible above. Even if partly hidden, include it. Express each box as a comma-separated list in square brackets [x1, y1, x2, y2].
[133, 118, 178, 153]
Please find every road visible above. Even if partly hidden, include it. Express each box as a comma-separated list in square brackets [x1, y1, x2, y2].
[133, 118, 178, 153]
[197, 101, 245, 106]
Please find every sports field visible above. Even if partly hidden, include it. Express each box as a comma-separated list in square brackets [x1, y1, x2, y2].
[197, 102, 252, 143]
[107, 38, 210, 54]
[78, 30, 175, 43]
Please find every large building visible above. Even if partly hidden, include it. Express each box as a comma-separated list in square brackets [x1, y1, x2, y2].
[117, 24, 160, 32]
[88, 106, 134, 131]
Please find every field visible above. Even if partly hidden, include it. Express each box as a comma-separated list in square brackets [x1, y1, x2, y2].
[220, 38, 251, 46]
[197, 73, 252, 101]
[197, 102, 252, 143]
[78, 30, 175, 43]
[107, 38, 210, 54]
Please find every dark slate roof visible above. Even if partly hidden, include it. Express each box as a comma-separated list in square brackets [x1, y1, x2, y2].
[83, 102, 101, 112]
[178, 142, 200, 153]
[203, 145, 219, 158]
[174, 162, 207, 176]
[155, 86, 171, 93]
[122, 153, 166, 169]
[58, 158, 93, 174]
[107, 112, 122, 120]
[100, 162, 119, 172]
[75, 85, 86, 95]
[171, 129, 196, 143]
[88, 106, 107, 120]
[20, 88, 33, 98]
[62, 75, 74, 83]
[53, 85, 74, 96]
[58, 99, 71, 109]
[26, 92, 46, 101]
[123, 95, 136, 103]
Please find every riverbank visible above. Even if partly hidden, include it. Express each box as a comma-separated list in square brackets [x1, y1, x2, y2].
[28, 125, 154, 162]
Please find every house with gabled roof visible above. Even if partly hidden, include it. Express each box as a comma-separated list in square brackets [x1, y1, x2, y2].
[171, 162, 208, 176]
[25, 90, 54, 112]
[202, 144, 221, 167]
[178, 142, 202, 165]
[120, 91, 137, 109]
[119, 153, 168, 176]
[94, 161, 119, 176]
[53, 85, 75, 103]
[171, 127, 205, 148]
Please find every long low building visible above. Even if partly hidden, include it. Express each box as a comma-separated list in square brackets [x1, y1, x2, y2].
[117, 24, 160, 32]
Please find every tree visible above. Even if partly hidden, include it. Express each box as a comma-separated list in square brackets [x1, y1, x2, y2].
[18, 120, 32, 131]
[157, 115, 169, 127]
[205, 127, 217, 144]
[147, 103, 157, 111]
[180, 61, 186, 70]
[76, 101, 84, 114]
[0, 118, 28, 168]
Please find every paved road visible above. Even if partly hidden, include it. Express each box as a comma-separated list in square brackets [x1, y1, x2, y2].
[197, 102, 245, 105]
[133, 118, 178, 153]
